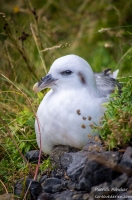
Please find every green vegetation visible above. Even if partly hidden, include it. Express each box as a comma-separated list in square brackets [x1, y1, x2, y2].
[0, 0, 132, 195]
[94, 76, 132, 149]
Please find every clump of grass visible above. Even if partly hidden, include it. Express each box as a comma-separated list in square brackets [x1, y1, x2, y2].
[0, 96, 51, 194]
[0, 101, 35, 193]
[94, 76, 132, 149]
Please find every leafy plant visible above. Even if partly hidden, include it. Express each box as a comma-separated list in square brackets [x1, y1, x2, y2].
[94, 76, 132, 149]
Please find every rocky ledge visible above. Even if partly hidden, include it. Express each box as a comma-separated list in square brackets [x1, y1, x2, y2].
[14, 138, 132, 200]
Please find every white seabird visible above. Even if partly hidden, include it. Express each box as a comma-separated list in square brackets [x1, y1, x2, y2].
[33, 54, 119, 154]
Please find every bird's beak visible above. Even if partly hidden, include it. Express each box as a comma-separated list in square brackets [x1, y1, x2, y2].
[33, 74, 57, 93]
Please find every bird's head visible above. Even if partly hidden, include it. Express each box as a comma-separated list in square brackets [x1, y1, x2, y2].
[33, 54, 97, 93]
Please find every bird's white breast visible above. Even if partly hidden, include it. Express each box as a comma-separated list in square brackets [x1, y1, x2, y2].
[35, 88, 107, 154]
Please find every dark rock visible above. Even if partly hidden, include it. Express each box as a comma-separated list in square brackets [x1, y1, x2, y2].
[42, 178, 62, 193]
[40, 175, 48, 184]
[61, 150, 121, 192]
[14, 178, 42, 199]
[111, 173, 128, 189]
[127, 177, 132, 190]
[61, 151, 87, 177]
[15, 144, 132, 200]
[14, 178, 23, 197]
[77, 161, 116, 192]
[67, 180, 77, 190]
[26, 178, 42, 199]
[119, 147, 132, 175]
[25, 150, 47, 163]
[37, 193, 52, 200]
[77, 151, 121, 191]
[61, 152, 73, 169]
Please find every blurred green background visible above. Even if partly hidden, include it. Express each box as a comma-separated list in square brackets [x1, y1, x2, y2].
[0, 0, 132, 194]
[1, 0, 132, 85]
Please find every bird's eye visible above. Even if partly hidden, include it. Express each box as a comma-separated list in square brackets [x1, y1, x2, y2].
[61, 70, 73, 76]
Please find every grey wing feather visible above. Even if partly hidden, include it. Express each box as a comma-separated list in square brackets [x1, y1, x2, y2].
[94, 69, 122, 97]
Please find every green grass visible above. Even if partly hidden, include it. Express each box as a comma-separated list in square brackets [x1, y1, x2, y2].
[0, 0, 132, 196]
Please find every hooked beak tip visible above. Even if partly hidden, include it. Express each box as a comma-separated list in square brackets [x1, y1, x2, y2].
[33, 82, 39, 93]
[33, 74, 57, 93]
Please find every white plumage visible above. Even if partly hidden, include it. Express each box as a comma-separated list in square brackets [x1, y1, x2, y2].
[33, 55, 119, 154]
